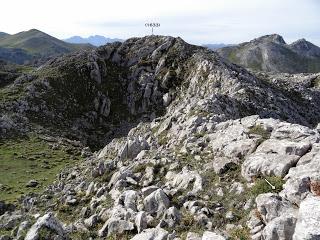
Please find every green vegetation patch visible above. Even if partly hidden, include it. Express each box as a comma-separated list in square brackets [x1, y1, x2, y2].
[311, 76, 320, 88]
[229, 227, 250, 240]
[248, 124, 271, 140]
[250, 176, 285, 197]
[0, 135, 82, 203]
[0, 83, 26, 102]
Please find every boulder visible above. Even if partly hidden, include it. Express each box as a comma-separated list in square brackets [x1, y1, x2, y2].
[210, 123, 250, 156]
[131, 227, 169, 240]
[159, 206, 181, 228]
[0, 212, 22, 230]
[143, 189, 170, 217]
[229, 182, 245, 195]
[119, 190, 138, 211]
[261, 215, 296, 240]
[280, 144, 320, 204]
[142, 186, 159, 197]
[256, 193, 296, 223]
[84, 214, 98, 229]
[107, 168, 133, 189]
[223, 138, 260, 159]
[0, 201, 14, 216]
[98, 218, 134, 237]
[157, 117, 172, 135]
[205, 157, 238, 175]
[202, 231, 226, 240]
[86, 181, 95, 196]
[242, 139, 311, 181]
[186, 232, 201, 240]
[135, 211, 147, 233]
[15, 220, 30, 239]
[118, 137, 149, 160]
[242, 153, 300, 181]
[270, 123, 319, 143]
[25, 213, 65, 240]
[141, 166, 155, 186]
[293, 196, 320, 240]
[256, 139, 311, 156]
[26, 180, 38, 188]
[165, 167, 203, 194]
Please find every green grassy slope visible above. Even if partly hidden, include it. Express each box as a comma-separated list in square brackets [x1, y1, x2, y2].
[0, 29, 94, 63]
[0, 135, 83, 203]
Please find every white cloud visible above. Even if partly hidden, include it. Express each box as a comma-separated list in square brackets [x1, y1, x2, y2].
[0, 0, 319, 45]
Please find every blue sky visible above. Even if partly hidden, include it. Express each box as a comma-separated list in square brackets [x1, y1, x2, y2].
[0, 0, 319, 45]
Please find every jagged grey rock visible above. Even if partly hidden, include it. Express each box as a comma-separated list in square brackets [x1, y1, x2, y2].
[119, 190, 138, 211]
[280, 143, 320, 204]
[26, 180, 38, 187]
[98, 218, 134, 237]
[293, 196, 320, 240]
[159, 206, 181, 228]
[135, 211, 147, 233]
[25, 213, 65, 240]
[165, 167, 203, 194]
[205, 157, 239, 175]
[131, 227, 169, 240]
[186, 232, 201, 240]
[143, 189, 170, 217]
[261, 215, 296, 240]
[255, 193, 296, 223]
[118, 137, 149, 160]
[84, 214, 98, 229]
[242, 153, 300, 181]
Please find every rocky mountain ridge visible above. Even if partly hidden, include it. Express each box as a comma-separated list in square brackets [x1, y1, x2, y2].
[1, 35, 320, 240]
[217, 34, 320, 73]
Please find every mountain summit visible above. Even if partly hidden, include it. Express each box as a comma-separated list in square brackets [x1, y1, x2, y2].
[217, 34, 320, 73]
[250, 34, 286, 45]
[289, 38, 320, 58]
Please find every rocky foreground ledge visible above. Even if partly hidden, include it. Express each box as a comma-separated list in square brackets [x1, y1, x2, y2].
[2, 115, 320, 240]
[1, 36, 320, 239]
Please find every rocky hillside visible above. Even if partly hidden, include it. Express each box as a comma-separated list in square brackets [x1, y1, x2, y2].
[0, 29, 94, 64]
[1, 35, 320, 240]
[216, 34, 320, 73]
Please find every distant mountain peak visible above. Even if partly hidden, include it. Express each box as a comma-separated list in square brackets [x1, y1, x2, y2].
[202, 43, 235, 50]
[217, 34, 320, 73]
[25, 29, 46, 35]
[289, 38, 320, 57]
[64, 35, 123, 46]
[28, 28, 41, 32]
[290, 38, 313, 48]
[252, 34, 286, 45]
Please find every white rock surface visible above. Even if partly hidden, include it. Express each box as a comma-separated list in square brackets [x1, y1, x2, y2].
[25, 213, 65, 240]
[202, 231, 226, 240]
[293, 196, 320, 240]
[143, 189, 170, 217]
[131, 227, 169, 240]
[261, 215, 296, 240]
